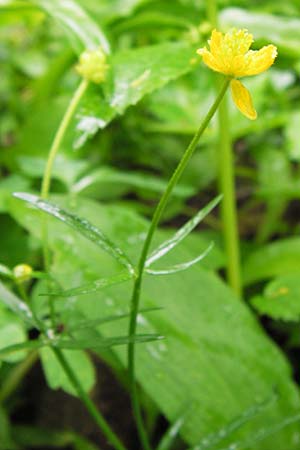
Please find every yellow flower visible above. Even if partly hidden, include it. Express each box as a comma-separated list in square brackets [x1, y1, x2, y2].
[76, 47, 109, 84]
[197, 29, 277, 120]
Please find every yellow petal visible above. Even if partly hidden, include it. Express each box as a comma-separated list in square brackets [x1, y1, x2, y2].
[243, 45, 277, 76]
[230, 79, 257, 120]
[196, 48, 224, 73]
[209, 29, 223, 56]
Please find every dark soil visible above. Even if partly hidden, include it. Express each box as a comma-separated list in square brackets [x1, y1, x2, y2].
[12, 357, 139, 450]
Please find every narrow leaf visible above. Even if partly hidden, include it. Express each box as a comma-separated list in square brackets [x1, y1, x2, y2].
[72, 167, 194, 198]
[0, 281, 39, 328]
[0, 340, 45, 359]
[13, 193, 135, 275]
[67, 307, 162, 332]
[30, 0, 110, 53]
[147, 243, 213, 276]
[56, 334, 164, 350]
[146, 196, 221, 267]
[43, 270, 134, 297]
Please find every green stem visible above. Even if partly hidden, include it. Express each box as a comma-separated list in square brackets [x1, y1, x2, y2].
[52, 347, 127, 450]
[38, 77, 127, 450]
[218, 97, 242, 297]
[0, 351, 39, 403]
[40, 78, 88, 324]
[40, 78, 89, 200]
[127, 78, 230, 450]
[40, 78, 88, 271]
[206, 0, 242, 297]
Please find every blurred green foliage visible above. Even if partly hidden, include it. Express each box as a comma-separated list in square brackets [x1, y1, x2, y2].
[2, 1, 300, 449]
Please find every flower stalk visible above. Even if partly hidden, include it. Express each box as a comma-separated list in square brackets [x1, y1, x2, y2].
[127, 78, 230, 450]
[38, 48, 126, 450]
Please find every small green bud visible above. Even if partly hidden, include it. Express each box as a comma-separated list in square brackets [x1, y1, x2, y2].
[13, 264, 33, 283]
[76, 47, 109, 84]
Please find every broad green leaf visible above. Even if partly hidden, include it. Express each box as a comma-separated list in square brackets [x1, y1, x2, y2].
[0, 175, 31, 213]
[220, 8, 300, 57]
[219, 412, 300, 450]
[0, 320, 27, 362]
[9, 195, 300, 449]
[190, 391, 277, 450]
[157, 405, 191, 450]
[77, 0, 149, 24]
[18, 155, 90, 190]
[40, 347, 95, 396]
[72, 166, 194, 199]
[251, 275, 300, 321]
[146, 195, 221, 267]
[75, 41, 199, 146]
[29, 0, 110, 53]
[0, 281, 38, 327]
[14, 193, 135, 275]
[243, 238, 300, 285]
[109, 43, 198, 114]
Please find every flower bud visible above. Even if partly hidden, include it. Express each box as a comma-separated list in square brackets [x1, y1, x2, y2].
[13, 264, 33, 283]
[76, 47, 109, 84]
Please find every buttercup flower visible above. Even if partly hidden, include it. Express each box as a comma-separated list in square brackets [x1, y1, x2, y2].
[197, 29, 277, 120]
[76, 47, 109, 84]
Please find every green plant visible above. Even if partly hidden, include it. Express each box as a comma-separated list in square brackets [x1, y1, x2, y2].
[1, 1, 300, 450]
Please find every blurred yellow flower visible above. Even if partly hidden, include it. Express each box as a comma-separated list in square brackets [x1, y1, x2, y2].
[197, 29, 277, 120]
